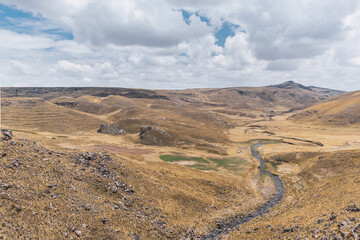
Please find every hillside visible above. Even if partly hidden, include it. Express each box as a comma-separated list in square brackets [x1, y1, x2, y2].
[0, 95, 232, 152]
[2, 83, 360, 240]
[288, 90, 360, 126]
[0, 133, 261, 239]
[229, 147, 360, 239]
[158, 81, 345, 115]
[0, 82, 345, 153]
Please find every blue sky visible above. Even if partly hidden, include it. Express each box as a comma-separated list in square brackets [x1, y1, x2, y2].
[0, 0, 359, 90]
[1, 4, 236, 48]
[181, 9, 238, 47]
[0, 3, 73, 39]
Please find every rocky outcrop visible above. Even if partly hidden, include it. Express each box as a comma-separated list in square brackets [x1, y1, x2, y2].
[1, 129, 13, 140]
[97, 123, 126, 135]
[54, 101, 78, 107]
[0, 100, 12, 107]
[138, 126, 174, 146]
[346, 204, 360, 212]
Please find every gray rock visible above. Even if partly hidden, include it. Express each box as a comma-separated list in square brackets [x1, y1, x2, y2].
[339, 220, 349, 227]
[138, 126, 173, 146]
[111, 185, 119, 193]
[282, 227, 295, 233]
[1, 129, 13, 140]
[54, 101, 78, 108]
[97, 123, 126, 135]
[330, 212, 337, 221]
[313, 228, 320, 238]
[131, 233, 140, 240]
[346, 204, 360, 212]
[74, 230, 82, 237]
[318, 219, 325, 224]
[2, 184, 11, 190]
[101, 218, 108, 224]
[352, 223, 360, 240]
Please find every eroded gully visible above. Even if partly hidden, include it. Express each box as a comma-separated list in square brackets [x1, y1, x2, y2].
[200, 142, 285, 239]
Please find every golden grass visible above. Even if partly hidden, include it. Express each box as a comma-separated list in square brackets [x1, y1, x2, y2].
[289, 90, 360, 126]
[1, 87, 360, 239]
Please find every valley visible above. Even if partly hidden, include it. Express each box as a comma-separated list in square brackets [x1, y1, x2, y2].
[1, 82, 360, 239]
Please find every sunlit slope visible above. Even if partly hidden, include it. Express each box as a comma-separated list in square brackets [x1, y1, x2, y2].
[49, 95, 136, 116]
[288, 90, 360, 126]
[1, 98, 105, 133]
[45, 93, 233, 146]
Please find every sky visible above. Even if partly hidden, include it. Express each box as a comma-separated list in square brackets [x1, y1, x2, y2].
[0, 0, 360, 90]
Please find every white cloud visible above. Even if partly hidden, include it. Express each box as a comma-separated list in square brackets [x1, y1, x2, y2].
[223, 32, 254, 67]
[82, 77, 92, 83]
[0, 30, 54, 50]
[266, 60, 300, 72]
[55, 60, 93, 74]
[0, 0, 360, 90]
[53, 40, 92, 54]
[10, 60, 34, 74]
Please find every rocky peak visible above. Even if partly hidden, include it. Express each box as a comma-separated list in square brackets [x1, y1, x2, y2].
[270, 81, 312, 91]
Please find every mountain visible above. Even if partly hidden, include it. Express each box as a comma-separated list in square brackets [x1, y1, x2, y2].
[158, 81, 345, 115]
[269, 80, 313, 91]
[270, 80, 345, 96]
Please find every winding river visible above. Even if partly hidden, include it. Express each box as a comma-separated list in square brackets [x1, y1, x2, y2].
[200, 142, 285, 239]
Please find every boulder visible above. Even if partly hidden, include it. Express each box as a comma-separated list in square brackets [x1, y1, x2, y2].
[138, 126, 174, 146]
[54, 101, 78, 107]
[97, 123, 126, 135]
[346, 204, 360, 212]
[1, 129, 13, 140]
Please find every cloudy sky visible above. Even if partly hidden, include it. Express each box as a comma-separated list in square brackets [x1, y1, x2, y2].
[0, 0, 360, 90]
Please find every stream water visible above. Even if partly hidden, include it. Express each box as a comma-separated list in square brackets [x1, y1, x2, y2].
[200, 142, 284, 239]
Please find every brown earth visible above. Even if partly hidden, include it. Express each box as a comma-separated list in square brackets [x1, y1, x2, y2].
[289, 90, 360, 126]
[1, 83, 360, 239]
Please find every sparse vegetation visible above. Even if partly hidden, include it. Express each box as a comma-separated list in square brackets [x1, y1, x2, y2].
[9, 129, 36, 134]
[159, 155, 247, 174]
[271, 162, 282, 172]
[187, 164, 218, 171]
[159, 155, 209, 163]
[1, 85, 360, 240]
[208, 157, 246, 171]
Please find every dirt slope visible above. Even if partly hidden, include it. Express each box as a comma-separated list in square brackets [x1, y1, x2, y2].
[0, 133, 260, 239]
[289, 90, 360, 126]
[229, 148, 360, 239]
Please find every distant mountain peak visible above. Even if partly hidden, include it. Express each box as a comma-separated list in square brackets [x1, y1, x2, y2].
[270, 81, 312, 91]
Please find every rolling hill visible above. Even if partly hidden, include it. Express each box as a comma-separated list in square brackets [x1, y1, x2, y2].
[1, 82, 360, 240]
[158, 81, 345, 115]
[0, 81, 345, 151]
[288, 90, 360, 126]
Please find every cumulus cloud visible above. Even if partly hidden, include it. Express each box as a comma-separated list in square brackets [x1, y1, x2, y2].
[0, 0, 360, 90]
[55, 60, 93, 74]
[266, 60, 300, 72]
[1, 0, 212, 47]
[10, 60, 34, 75]
[82, 77, 92, 83]
[0, 29, 54, 49]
